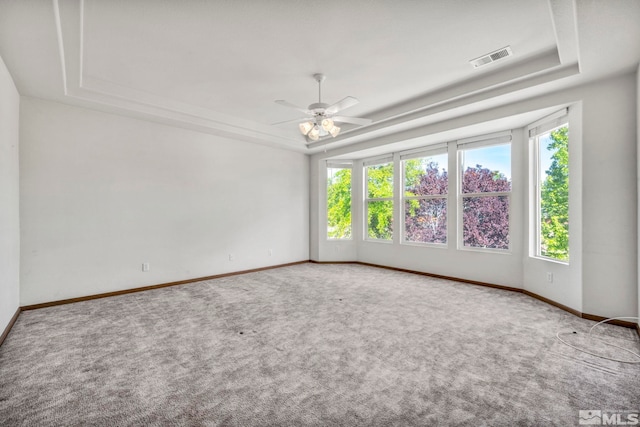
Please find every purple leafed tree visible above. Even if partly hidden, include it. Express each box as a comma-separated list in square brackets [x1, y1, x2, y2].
[462, 165, 511, 249]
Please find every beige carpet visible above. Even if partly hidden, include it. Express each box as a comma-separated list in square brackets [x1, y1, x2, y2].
[1, 263, 638, 426]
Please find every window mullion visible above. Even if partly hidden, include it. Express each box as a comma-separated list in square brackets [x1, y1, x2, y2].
[461, 191, 511, 198]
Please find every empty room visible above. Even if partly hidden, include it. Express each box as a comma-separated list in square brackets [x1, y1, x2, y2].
[1, 0, 639, 425]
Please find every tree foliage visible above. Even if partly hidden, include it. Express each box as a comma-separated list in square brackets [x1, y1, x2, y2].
[327, 168, 352, 239]
[540, 127, 569, 260]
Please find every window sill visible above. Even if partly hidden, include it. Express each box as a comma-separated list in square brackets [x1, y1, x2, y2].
[401, 241, 448, 249]
[457, 245, 512, 255]
[530, 255, 569, 266]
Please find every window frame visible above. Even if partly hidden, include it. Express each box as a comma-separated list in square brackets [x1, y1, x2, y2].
[529, 114, 570, 264]
[401, 146, 448, 247]
[457, 137, 512, 253]
[326, 161, 353, 241]
[363, 157, 394, 242]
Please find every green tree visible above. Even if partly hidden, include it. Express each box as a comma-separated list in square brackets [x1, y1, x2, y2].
[327, 168, 352, 239]
[540, 126, 569, 260]
[403, 158, 425, 195]
[366, 163, 394, 239]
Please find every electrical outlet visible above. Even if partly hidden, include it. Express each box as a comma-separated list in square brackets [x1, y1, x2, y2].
[268, 249, 273, 256]
[228, 253, 234, 261]
[142, 262, 150, 272]
[546, 272, 553, 283]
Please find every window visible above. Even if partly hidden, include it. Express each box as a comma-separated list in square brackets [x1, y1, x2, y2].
[327, 162, 352, 239]
[402, 149, 448, 244]
[531, 119, 569, 262]
[459, 141, 511, 250]
[365, 159, 393, 240]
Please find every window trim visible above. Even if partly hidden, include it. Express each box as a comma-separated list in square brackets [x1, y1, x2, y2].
[400, 149, 449, 247]
[457, 142, 512, 253]
[364, 160, 394, 242]
[529, 116, 570, 264]
[326, 161, 353, 241]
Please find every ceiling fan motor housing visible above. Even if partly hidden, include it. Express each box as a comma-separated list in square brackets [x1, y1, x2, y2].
[308, 102, 329, 114]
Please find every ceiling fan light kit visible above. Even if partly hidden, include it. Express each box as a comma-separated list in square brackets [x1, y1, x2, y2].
[321, 118, 334, 131]
[299, 120, 340, 141]
[299, 121, 314, 136]
[275, 73, 372, 142]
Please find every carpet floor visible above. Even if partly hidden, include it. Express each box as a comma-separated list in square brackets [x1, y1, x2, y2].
[0, 263, 638, 426]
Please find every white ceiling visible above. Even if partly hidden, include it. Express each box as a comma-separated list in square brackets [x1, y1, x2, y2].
[0, 0, 638, 155]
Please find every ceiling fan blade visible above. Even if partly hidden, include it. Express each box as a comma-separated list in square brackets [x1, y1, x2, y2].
[275, 100, 312, 115]
[271, 117, 313, 126]
[325, 96, 359, 115]
[332, 115, 373, 126]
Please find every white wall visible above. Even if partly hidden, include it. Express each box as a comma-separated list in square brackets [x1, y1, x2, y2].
[311, 72, 638, 319]
[0, 55, 20, 332]
[637, 63, 640, 329]
[580, 74, 637, 319]
[19, 98, 309, 305]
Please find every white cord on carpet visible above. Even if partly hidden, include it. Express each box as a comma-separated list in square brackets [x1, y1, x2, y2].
[556, 316, 640, 364]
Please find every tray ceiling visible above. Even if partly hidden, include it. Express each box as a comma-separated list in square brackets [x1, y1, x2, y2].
[0, 0, 638, 153]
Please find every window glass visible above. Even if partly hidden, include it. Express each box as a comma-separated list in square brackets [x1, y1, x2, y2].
[403, 154, 448, 244]
[327, 167, 352, 239]
[462, 196, 509, 250]
[404, 154, 448, 196]
[405, 199, 447, 244]
[365, 162, 393, 240]
[461, 144, 511, 193]
[536, 125, 569, 261]
[460, 143, 511, 250]
[367, 200, 393, 240]
[367, 163, 393, 199]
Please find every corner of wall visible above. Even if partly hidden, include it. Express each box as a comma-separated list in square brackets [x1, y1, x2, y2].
[309, 156, 320, 261]
[0, 53, 21, 336]
[637, 62, 640, 329]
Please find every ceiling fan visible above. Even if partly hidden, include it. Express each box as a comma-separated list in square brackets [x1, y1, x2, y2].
[274, 73, 372, 141]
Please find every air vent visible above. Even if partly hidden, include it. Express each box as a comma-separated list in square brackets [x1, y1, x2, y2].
[469, 46, 513, 69]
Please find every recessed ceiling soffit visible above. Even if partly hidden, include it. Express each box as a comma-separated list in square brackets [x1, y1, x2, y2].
[53, 0, 579, 153]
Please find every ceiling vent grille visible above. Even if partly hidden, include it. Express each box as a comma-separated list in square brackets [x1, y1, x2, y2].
[469, 46, 513, 69]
